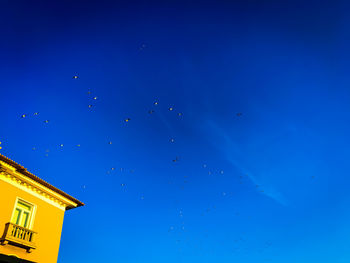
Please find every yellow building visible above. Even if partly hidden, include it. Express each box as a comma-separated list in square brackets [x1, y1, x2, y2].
[0, 154, 84, 263]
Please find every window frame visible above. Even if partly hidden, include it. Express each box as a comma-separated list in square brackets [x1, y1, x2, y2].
[10, 197, 36, 229]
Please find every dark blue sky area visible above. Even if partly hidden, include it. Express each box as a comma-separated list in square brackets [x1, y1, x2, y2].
[1, 1, 350, 262]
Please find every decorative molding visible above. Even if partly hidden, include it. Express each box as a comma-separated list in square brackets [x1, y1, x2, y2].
[0, 161, 78, 211]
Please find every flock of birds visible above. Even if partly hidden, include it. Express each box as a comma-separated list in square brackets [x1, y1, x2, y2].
[2, 74, 244, 160]
[0, 74, 281, 257]
[2, 73, 250, 209]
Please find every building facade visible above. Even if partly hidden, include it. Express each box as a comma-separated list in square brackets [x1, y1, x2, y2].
[0, 154, 84, 263]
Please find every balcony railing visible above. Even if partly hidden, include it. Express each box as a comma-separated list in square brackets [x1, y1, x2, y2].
[0, 222, 37, 253]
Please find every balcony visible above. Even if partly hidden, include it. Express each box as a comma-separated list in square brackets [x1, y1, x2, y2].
[0, 222, 37, 253]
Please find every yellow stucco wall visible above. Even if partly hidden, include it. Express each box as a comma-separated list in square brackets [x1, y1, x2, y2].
[0, 179, 65, 263]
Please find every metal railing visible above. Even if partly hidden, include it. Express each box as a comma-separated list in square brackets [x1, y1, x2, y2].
[0, 222, 37, 252]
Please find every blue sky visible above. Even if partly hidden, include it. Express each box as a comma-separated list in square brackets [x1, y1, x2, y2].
[1, 1, 350, 262]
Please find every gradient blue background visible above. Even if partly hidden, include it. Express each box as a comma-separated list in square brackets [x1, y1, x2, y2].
[1, 1, 350, 262]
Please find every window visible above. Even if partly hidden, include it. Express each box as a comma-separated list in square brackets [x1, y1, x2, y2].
[11, 199, 35, 229]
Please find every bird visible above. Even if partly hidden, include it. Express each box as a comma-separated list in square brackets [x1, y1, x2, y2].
[139, 43, 146, 51]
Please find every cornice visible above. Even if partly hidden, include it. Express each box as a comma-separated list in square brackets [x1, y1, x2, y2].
[0, 162, 76, 211]
[0, 154, 84, 209]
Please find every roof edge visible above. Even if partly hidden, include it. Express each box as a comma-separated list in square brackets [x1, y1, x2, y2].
[0, 154, 84, 210]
